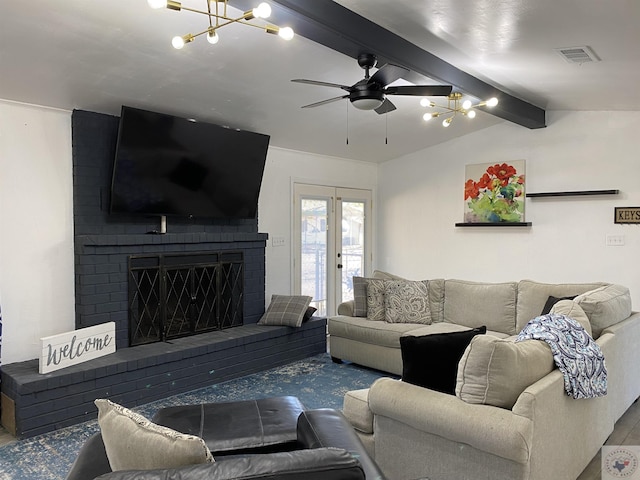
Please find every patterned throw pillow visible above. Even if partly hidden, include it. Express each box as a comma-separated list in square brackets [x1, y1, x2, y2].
[384, 280, 431, 324]
[95, 399, 213, 471]
[366, 279, 387, 321]
[258, 295, 313, 327]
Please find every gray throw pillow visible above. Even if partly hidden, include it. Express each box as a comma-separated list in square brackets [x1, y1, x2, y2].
[258, 295, 313, 327]
[95, 399, 213, 471]
[352, 276, 369, 317]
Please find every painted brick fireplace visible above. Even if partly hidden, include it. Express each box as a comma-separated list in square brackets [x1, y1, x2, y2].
[0, 110, 327, 439]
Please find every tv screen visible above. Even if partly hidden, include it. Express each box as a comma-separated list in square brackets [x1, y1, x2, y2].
[110, 106, 269, 219]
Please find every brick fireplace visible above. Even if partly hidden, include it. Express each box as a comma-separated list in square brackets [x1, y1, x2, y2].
[0, 110, 327, 439]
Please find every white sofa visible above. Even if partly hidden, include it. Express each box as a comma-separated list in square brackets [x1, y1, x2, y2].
[329, 274, 640, 480]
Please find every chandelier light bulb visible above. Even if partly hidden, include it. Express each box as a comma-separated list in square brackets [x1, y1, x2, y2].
[467, 110, 476, 119]
[462, 99, 472, 110]
[172, 35, 185, 49]
[487, 97, 499, 107]
[207, 30, 219, 44]
[253, 2, 271, 18]
[278, 26, 294, 40]
[442, 117, 452, 127]
[420, 98, 430, 107]
[148, 0, 167, 8]
[422, 113, 433, 121]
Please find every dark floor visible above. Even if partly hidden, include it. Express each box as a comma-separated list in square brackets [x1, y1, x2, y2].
[577, 398, 640, 480]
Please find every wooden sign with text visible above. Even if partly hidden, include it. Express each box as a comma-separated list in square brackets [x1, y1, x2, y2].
[615, 207, 640, 224]
[39, 322, 116, 374]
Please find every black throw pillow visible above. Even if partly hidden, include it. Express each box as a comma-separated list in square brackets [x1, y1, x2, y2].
[540, 295, 577, 315]
[400, 326, 487, 395]
[302, 306, 318, 322]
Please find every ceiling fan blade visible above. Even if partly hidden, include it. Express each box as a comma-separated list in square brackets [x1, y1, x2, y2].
[301, 95, 349, 109]
[385, 85, 453, 96]
[374, 98, 397, 115]
[292, 79, 352, 91]
[369, 63, 409, 87]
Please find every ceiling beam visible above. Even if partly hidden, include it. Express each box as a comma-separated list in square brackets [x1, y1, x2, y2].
[231, 0, 546, 129]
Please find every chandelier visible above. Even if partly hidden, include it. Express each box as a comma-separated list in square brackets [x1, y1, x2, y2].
[420, 92, 499, 127]
[147, 0, 294, 49]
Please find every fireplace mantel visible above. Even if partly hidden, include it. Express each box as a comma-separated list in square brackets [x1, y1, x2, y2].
[76, 232, 268, 250]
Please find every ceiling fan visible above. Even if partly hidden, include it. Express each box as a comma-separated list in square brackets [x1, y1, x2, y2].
[292, 53, 453, 114]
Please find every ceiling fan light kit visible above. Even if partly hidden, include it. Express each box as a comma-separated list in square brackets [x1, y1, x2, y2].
[292, 53, 453, 115]
[421, 92, 499, 127]
[148, 0, 294, 48]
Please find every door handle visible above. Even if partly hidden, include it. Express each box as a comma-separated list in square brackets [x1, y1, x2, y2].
[337, 264, 343, 269]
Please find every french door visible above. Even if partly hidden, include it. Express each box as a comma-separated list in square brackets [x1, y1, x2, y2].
[293, 184, 372, 316]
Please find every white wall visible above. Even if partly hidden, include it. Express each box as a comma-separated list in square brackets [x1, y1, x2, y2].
[377, 110, 640, 307]
[0, 101, 75, 364]
[258, 147, 377, 301]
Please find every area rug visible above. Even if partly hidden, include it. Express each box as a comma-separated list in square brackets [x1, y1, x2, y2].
[0, 354, 389, 479]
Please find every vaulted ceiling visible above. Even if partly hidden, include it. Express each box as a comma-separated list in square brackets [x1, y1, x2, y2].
[1, 0, 639, 162]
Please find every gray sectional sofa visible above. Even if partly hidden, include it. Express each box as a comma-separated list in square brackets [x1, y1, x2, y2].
[328, 272, 640, 480]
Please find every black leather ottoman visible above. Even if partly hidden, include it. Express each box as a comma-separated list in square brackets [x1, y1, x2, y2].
[151, 396, 305, 455]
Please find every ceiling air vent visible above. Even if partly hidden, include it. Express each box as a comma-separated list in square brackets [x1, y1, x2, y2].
[554, 46, 600, 64]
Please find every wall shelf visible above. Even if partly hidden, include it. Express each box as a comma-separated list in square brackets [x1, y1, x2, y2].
[527, 189, 619, 198]
[455, 222, 532, 227]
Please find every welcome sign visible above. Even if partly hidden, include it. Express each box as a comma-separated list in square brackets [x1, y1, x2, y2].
[39, 322, 116, 374]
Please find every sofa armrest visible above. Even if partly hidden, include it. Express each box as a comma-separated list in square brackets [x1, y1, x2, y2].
[94, 448, 365, 480]
[337, 300, 355, 316]
[368, 377, 533, 465]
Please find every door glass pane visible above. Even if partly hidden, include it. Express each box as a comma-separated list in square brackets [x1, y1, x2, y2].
[300, 199, 328, 316]
[341, 200, 365, 302]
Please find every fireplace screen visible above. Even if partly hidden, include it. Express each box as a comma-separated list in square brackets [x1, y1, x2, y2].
[128, 252, 243, 346]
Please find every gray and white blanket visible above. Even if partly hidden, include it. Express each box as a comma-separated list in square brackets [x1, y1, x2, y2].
[516, 313, 607, 399]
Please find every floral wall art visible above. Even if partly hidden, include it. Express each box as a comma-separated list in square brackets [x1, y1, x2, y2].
[463, 160, 525, 223]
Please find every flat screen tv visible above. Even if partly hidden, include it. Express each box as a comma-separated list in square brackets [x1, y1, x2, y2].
[110, 106, 269, 219]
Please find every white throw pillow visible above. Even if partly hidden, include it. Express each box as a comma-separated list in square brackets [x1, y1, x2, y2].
[95, 399, 213, 471]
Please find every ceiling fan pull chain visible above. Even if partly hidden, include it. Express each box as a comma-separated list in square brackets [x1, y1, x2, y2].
[346, 100, 349, 145]
[384, 111, 388, 144]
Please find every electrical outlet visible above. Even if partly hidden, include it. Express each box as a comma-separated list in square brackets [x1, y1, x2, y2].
[606, 234, 625, 246]
[272, 236, 286, 247]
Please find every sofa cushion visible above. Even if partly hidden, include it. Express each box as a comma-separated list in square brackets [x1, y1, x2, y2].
[574, 284, 632, 338]
[329, 315, 425, 348]
[258, 295, 312, 327]
[455, 335, 555, 409]
[549, 300, 592, 337]
[384, 280, 431, 324]
[516, 280, 606, 332]
[343, 389, 373, 434]
[400, 327, 486, 394]
[95, 399, 213, 471]
[444, 280, 517, 335]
